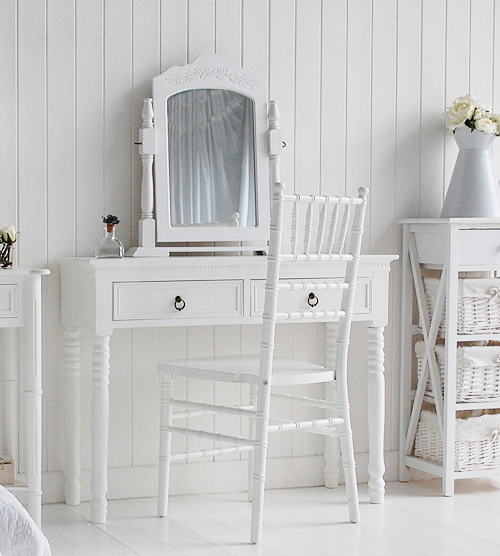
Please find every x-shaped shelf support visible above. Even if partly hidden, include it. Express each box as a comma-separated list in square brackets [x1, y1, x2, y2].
[404, 232, 446, 456]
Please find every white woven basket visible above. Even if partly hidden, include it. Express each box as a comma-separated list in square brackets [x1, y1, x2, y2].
[415, 410, 500, 471]
[423, 277, 500, 336]
[415, 341, 500, 402]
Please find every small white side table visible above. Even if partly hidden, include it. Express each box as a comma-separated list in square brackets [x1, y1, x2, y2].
[400, 218, 500, 495]
[0, 268, 49, 527]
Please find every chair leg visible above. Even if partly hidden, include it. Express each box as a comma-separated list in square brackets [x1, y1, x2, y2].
[250, 442, 267, 543]
[339, 420, 360, 523]
[158, 372, 174, 517]
[336, 372, 360, 523]
[250, 382, 272, 544]
[247, 384, 258, 502]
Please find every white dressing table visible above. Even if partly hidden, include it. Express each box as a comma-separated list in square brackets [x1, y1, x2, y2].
[60, 253, 396, 523]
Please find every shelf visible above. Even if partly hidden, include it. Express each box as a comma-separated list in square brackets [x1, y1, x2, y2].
[413, 326, 500, 342]
[405, 456, 500, 479]
[401, 220, 500, 496]
[411, 391, 500, 411]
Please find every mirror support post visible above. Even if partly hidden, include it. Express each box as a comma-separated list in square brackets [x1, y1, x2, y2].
[138, 98, 156, 248]
[268, 101, 282, 186]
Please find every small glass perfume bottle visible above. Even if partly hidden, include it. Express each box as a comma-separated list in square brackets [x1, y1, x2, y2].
[95, 214, 124, 258]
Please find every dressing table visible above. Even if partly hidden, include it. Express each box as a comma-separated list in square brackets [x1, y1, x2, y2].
[60, 55, 397, 523]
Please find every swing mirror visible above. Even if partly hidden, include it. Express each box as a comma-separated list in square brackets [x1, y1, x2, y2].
[153, 54, 270, 244]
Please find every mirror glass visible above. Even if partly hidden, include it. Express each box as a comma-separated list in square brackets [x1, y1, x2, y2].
[167, 89, 257, 228]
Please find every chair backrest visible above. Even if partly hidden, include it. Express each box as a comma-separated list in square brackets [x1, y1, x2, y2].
[259, 183, 369, 381]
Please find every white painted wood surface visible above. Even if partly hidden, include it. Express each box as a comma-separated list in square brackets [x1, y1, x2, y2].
[2, 0, 500, 504]
[0, 268, 49, 527]
[41, 480, 500, 555]
[400, 218, 500, 496]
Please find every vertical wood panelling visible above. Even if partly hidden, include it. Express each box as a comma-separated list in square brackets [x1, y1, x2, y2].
[294, 0, 322, 196]
[320, 1, 347, 196]
[494, 1, 500, 178]
[131, 328, 160, 466]
[494, 1, 500, 114]
[17, 0, 47, 269]
[16, 0, 47, 477]
[75, 0, 104, 257]
[215, 0, 242, 65]
[444, 0, 470, 198]
[104, 0, 133, 249]
[343, 2, 373, 453]
[159, 327, 188, 457]
[269, 0, 296, 191]
[131, 0, 160, 246]
[103, 0, 134, 468]
[213, 324, 242, 461]
[242, 0, 268, 85]
[370, 0, 397, 256]
[45, 0, 77, 474]
[131, 0, 162, 470]
[345, 1, 372, 198]
[0, 0, 18, 228]
[470, 0, 495, 102]
[7, 0, 500, 501]
[395, 0, 422, 220]
[47, 0, 77, 260]
[420, 1, 446, 217]
[160, 0, 188, 72]
[188, 0, 216, 61]
[371, 0, 397, 452]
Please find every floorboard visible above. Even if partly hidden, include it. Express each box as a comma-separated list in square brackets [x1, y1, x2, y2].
[41, 479, 500, 556]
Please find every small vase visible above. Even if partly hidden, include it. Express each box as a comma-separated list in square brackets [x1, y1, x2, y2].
[441, 126, 500, 218]
[95, 224, 124, 258]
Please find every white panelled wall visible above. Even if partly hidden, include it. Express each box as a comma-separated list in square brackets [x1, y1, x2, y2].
[1, 0, 500, 504]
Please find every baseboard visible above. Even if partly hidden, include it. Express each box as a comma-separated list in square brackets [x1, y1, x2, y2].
[41, 450, 400, 505]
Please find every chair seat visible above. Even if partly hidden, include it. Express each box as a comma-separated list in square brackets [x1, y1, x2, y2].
[159, 354, 334, 386]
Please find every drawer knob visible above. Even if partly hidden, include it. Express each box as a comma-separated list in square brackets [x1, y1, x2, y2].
[307, 292, 319, 307]
[174, 295, 186, 312]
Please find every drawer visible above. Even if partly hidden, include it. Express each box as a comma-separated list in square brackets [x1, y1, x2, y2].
[458, 229, 500, 266]
[250, 278, 371, 317]
[0, 285, 18, 318]
[414, 228, 500, 266]
[113, 280, 243, 321]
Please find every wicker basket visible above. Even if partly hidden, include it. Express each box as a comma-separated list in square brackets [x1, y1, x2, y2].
[414, 410, 500, 471]
[423, 276, 500, 336]
[415, 341, 500, 402]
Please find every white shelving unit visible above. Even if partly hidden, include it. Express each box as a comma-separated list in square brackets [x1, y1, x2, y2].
[399, 218, 500, 496]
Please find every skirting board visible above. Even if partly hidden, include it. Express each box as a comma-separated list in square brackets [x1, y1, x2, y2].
[39, 451, 399, 505]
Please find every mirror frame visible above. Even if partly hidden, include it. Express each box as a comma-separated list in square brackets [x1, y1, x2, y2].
[153, 54, 270, 245]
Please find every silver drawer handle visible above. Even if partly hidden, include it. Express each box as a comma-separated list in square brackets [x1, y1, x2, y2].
[308, 292, 319, 307]
[174, 295, 186, 311]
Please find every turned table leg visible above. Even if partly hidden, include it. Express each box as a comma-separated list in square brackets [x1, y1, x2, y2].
[367, 325, 385, 503]
[90, 334, 111, 524]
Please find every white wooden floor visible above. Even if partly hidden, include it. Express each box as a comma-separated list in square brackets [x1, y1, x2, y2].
[41, 479, 500, 556]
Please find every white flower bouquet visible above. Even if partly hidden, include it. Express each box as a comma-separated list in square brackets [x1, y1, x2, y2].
[0, 225, 17, 268]
[445, 94, 500, 136]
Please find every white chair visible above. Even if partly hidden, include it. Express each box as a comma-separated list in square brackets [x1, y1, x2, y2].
[157, 183, 369, 543]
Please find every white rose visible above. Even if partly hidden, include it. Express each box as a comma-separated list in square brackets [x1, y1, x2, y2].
[474, 117, 498, 135]
[445, 94, 476, 129]
[0, 225, 17, 244]
[471, 98, 492, 114]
